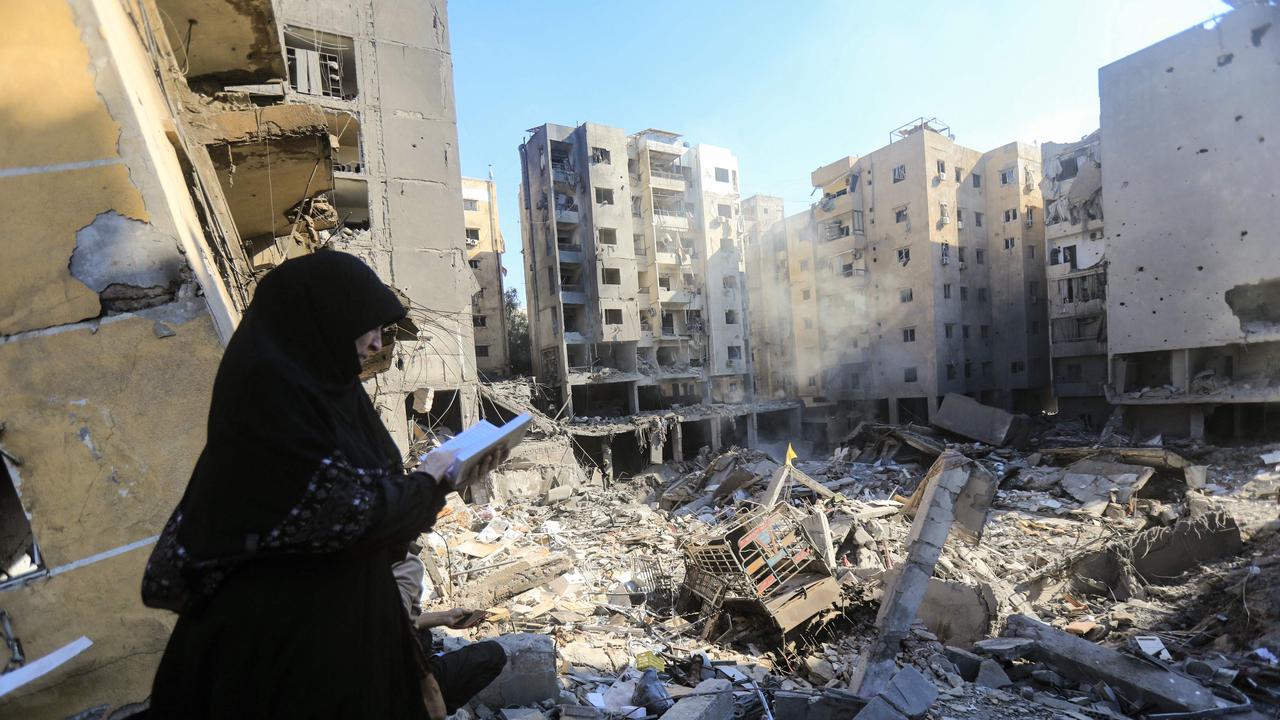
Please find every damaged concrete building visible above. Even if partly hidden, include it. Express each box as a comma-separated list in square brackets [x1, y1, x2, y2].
[517, 123, 801, 463]
[1099, 3, 1280, 440]
[465, 176, 510, 375]
[0, 0, 476, 714]
[1040, 131, 1108, 421]
[745, 120, 1051, 446]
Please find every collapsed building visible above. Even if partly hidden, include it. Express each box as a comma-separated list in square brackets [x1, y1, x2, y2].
[0, 0, 478, 715]
[743, 120, 1052, 446]
[1099, 3, 1280, 441]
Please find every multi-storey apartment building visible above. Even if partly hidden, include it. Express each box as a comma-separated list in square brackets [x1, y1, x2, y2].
[1041, 131, 1108, 421]
[517, 123, 756, 418]
[742, 195, 794, 400]
[464, 176, 509, 375]
[1099, 3, 1280, 441]
[751, 120, 1050, 444]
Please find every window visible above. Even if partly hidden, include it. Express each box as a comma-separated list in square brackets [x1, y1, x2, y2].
[1011, 361, 1026, 373]
[852, 210, 865, 233]
[714, 167, 730, 183]
[605, 308, 623, 324]
[904, 367, 918, 382]
[897, 247, 911, 265]
[974, 212, 984, 228]
[895, 208, 908, 224]
[465, 228, 480, 246]
[850, 373, 861, 389]
[982, 361, 993, 378]
[1029, 281, 1040, 300]
[475, 345, 490, 357]
[547, 266, 555, 293]
[962, 324, 971, 339]
[804, 318, 813, 328]
[945, 323, 954, 339]
[473, 315, 487, 327]
[1025, 207, 1034, 224]
[602, 268, 621, 285]
[1000, 168, 1015, 185]
[1030, 321, 1040, 335]
[960, 286, 969, 301]
[972, 173, 982, 188]
[727, 345, 742, 360]
[717, 203, 732, 219]
[595, 187, 614, 205]
[976, 249, 986, 264]
[1004, 208, 1019, 222]
[1025, 245, 1036, 259]
[980, 325, 990, 339]
[943, 283, 952, 299]
[946, 363, 957, 380]
[936, 159, 946, 176]
[958, 246, 966, 263]
[955, 166, 963, 182]
[892, 164, 906, 183]
[725, 310, 739, 325]
[469, 259, 480, 269]
[802, 289, 811, 300]
[800, 259, 809, 271]
[902, 327, 916, 342]
[591, 146, 611, 164]
[1066, 363, 1083, 382]
[942, 242, 951, 261]
[900, 288, 914, 303]
[808, 375, 817, 387]
[463, 199, 479, 211]
[1004, 237, 1016, 250]
[285, 32, 357, 98]
[965, 361, 973, 379]
[723, 275, 738, 289]
[978, 287, 988, 302]
[598, 228, 617, 245]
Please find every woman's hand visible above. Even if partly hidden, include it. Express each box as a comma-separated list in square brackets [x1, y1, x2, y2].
[418, 449, 457, 482]
[415, 607, 469, 630]
[462, 447, 509, 488]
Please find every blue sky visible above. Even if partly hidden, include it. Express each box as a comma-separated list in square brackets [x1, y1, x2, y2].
[449, 0, 1228, 305]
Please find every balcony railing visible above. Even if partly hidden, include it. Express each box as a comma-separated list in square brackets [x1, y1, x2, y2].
[650, 169, 684, 181]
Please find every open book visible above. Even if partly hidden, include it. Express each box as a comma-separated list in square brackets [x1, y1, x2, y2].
[433, 413, 532, 489]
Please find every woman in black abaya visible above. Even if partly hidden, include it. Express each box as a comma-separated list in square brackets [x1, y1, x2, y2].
[141, 251, 480, 719]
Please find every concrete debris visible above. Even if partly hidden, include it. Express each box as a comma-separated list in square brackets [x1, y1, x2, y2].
[932, 393, 1031, 448]
[415, 381, 1275, 718]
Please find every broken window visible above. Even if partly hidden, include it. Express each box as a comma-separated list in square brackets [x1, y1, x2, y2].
[1000, 168, 1015, 185]
[595, 187, 615, 205]
[604, 308, 623, 325]
[978, 287, 988, 302]
[285, 27, 357, 99]
[963, 324, 971, 339]
[982, 361, 993, 377]
[725, 310, 738, 325]
[1030, 320, 1040, 335]
[974, 212, 984, 227]
[900, 288, 914, 303]
[897, 247, 910, 265]
[714, 167, 730, 183]
[960, 286, 969, 302]
[902, 327, 916, 342]
[547, 266, 556, 293]
[602, 268, 621, 285]
[1004, 208, 1018, 222]
[723, 275, 738, 289]
[981, 325, 990, 339]
[958, 246, 966, 263]
[852, 210, 865, 233]
[475, 345, 490, 357]
[976, 249, 986, 264]
[808, 375, 817, 387]
[1011, 361, 1025, 373]
[802, 289, 811, 300]
[936, 159, 946, 176]
[943, 283, 952, 299]
[892, 164, 906, 183]
[904, 367, 918, 382]
[895, 208, 908, 224]
[727, 345, 742, 360]
[945, 323, 954, 338]
[465, 228, 481, 246]
[598, 228, 617, 245]
[850, 373, 861, 389]
[717, 203, 733, 219]
[1066, 363, 1083, 382]
[955, 166, 963, 182]
[972, 173, 982, 188]
[1004, 237, 1016, 250]
[965, 361, 973, 379]
[469, 259, 480, 269]
[591, 147, 611, 164]
[1029, 281, 1040, 301]
[946, 363, 957, 380]
[0, 460, 45, 586]
[464, 199, 478, 211]
[473, 315, 487, 327]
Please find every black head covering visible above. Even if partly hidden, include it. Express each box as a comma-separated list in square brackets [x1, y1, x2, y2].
[175, 251, 407, 559]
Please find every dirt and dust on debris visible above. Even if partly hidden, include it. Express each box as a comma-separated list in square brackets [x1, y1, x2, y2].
[411, 386, 1280, 719]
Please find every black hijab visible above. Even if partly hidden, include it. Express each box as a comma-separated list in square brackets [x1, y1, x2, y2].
[149, 251, 407, 587]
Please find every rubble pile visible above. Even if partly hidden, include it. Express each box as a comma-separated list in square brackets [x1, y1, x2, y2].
[414, 391, 1280, 719]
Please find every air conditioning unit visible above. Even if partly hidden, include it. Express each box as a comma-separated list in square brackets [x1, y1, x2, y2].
[940, 216, 951, 225]
[1025, 217, 1034, 228]
[941, 255, 950, 265]
[958, 262, 967, 271]
[957, 220, 964, 229]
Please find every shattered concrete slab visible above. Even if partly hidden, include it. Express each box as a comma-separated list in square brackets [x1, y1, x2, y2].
[932, 393, 1030, 448]
[1060, 458, 1155, 513]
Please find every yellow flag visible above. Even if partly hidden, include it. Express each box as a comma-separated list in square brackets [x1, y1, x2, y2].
[784, 443, 797, 466]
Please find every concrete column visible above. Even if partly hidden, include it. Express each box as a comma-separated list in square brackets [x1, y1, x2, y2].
[1189, 405, 1206, 441]
[926, 394, 940, 423]
[746, 412, 759, 449]
[888, 397, 901, 425]
[602, 439, 614, 487]
[1171, 349, 1191, 391]
[709, 419, 722, 453]
[627, 381, 640, 415]
[671, 422, 684, 462]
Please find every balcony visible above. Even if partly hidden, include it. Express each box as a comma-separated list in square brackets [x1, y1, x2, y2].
[649, 168, 687, 193]
[555, 204, 579, 224]
[560, 285, 587, 305]
[645, 138, 686, 157]
[557, 245, 583, 264]
[653, 209, 689, 231]
[655, 250, 680, 265]
[658, 289, 698, 305]
[551, 164, 578, 191]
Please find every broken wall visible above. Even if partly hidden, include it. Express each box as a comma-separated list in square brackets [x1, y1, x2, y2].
[0, 0, 231, 714]
[1101, 5, 1280, 353]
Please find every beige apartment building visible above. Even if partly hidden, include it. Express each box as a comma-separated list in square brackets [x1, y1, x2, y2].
[742, 195, 794, 400]
[1099, 3, 1280, 441]
[518, 123, 800, 455]
[1041, 131, 1108, 422]
[464, 176, 509, 375]
[750, 119, 1050, 444]
[0, 0, 474, 715]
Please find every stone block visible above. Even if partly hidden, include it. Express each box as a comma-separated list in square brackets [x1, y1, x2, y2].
[853, 696, 907, 720]
[975, 659, 1012, 688]
[943, 646, 982, 681]
[470, 634, 558, 709]
[879, 666, 937, 719]
[659, 678, 732, 720]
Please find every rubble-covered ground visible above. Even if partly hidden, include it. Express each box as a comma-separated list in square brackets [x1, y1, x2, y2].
[411, 395, 1280, 720]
